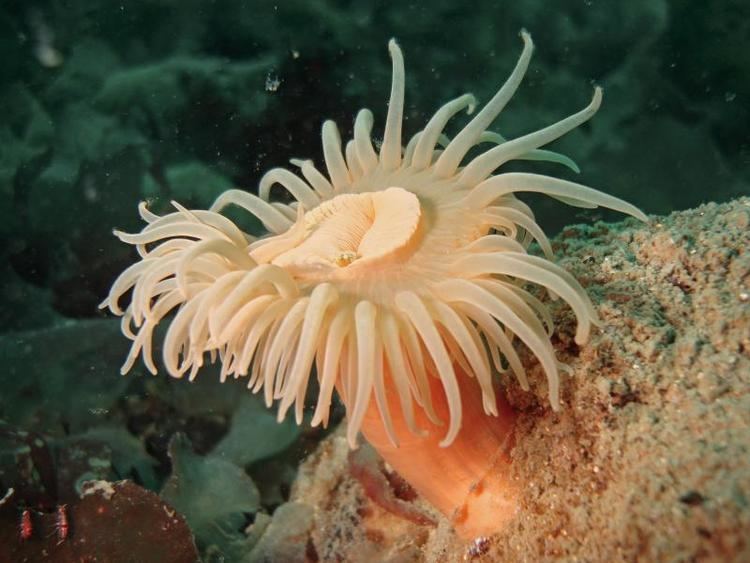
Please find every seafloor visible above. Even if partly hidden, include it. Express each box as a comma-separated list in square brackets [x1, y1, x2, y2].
[0, 198, 747, 562]
[262, 197, 750, 562]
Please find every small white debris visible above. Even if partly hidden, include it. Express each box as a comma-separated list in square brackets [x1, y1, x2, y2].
[80, 480, 117, 500]
[265, 73, 281, 92]
[0, 488, 14, 506]
[29, 10, 64, 68]
[35, 44, 63, 68]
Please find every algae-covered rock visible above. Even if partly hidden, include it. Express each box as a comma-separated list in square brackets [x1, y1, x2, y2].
[289, 198, 750, 562]
[0, 316, 309, 561]
[161, 433, 261, 559]
[0, 263, 59, 333]
[213, 395, 301, 468]
[57, 427, 159, 497]
[94, 56, 274, 130]
[0, 319, 133, 433]
[157, 161, 235, 209]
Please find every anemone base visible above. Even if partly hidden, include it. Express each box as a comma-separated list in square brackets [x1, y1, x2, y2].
[359, 367, 519, 539]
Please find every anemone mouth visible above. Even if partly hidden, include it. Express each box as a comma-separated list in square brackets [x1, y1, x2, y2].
[269, 187, 423, 276]
[102, 31, 647, 450]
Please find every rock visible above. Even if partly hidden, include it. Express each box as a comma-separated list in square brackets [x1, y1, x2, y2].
[289, 198, 750, 562]
[244, 502, 314, 563]
[0, 480, 198, 563]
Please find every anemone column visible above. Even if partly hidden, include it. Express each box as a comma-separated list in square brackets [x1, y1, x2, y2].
[360, 367, 519, 538]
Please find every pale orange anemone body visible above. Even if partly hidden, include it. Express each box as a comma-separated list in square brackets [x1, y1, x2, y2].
[102, 32, 646, 538]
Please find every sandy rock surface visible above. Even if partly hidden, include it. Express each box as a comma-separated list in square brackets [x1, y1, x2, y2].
[286, 197, 750, 562]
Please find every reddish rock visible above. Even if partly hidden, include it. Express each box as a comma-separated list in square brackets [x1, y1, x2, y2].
[0, 480, 198, 563]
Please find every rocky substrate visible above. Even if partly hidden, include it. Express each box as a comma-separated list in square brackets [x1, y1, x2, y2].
[272, 197, 750, 562]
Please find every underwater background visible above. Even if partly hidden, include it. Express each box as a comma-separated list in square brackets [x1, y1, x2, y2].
[0, 1, 748, 561]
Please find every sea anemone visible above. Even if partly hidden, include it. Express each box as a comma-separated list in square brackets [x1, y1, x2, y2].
[102, 31, 647, 538]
